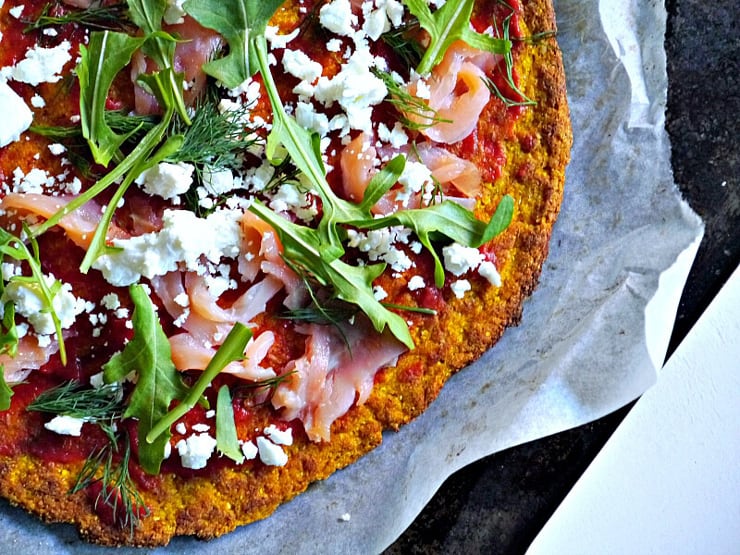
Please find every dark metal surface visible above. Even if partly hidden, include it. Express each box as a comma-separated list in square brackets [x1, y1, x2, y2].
[387, 0, 739, 552]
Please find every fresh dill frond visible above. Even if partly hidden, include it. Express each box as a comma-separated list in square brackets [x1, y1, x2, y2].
[23, 3, 134, 33]
[30, 111, 157, 142]
[168, 97, 257, 171]
[70, 434, 150, 534]
[485, 13, 536, 108]
[232, 371, 296, 401]
[280, 303, 360, 325]
[26, 380, 123, 420]
[372, 68, 450, 131]
[28, 381, 147, 531]
[26, 380, 124, 441]
[380, 20, 424, 75]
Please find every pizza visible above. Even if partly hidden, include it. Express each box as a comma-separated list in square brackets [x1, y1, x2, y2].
[0, 0, 571, 546]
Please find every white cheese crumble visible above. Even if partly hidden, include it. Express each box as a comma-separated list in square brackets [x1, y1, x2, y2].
[30, 93, 46, 108]
[44, 415, 85, 437]
[176, 433, 217, 470]
[407, 275, 425, 291]
[442, 243, 485, 276]
[2, 274, 85, 336]
[0, 81, 33, 148]
[241, 440, 258, 460]
[282, 48, 323, 84]
[94, 208, 244, 286]
[263, 425, 293, 446]
[256, 436, 288, 467]
[478, 260, 502, 287]
[8, 40, 72, 86]
[319, 0, 358, 37]
[450, 279, 471, 299]
[135, 161, 194, 200]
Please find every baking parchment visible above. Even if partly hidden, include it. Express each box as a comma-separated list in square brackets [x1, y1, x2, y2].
[0, 0, 704, 552]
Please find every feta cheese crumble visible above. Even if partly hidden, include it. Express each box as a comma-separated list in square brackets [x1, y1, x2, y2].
[0, 81, 33, 148]
[44, 415, 86, 437]
[176, 433, 218, 470]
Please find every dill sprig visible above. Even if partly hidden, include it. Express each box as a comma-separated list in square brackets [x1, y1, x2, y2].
[280, 256, 358, 349]
[484, 14, 536, 108]
[27, 380, 124, 441]
[27, 380, 148, 531]
[372, 68, 450, 131]
[232, 371, 296, 401]
[70, 434, 150, 534]
[30, 110, 158, 142]
[23, 3, 134, 33]
[168, 97, 257, 171]
[380, 20, 424, 74]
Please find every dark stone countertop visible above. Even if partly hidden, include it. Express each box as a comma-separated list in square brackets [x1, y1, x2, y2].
[387, 0, 739, 553]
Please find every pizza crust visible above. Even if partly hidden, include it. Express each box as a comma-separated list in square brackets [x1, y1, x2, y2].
[0, 0, 571, 545]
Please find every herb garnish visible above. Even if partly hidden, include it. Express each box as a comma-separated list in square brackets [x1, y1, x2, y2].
[216, 385, 244, 464]
[0, 226, 68, 365]
[27, 380, 148, 531]
[103, 284, 188, 475]
[71, 434, 149, 533]
[146, 322, 252, 446]
[372, 68, 450, 131]
[23, 2, 134, 33]
[483, 13, 536, 107]
[402, 0, 511, 75]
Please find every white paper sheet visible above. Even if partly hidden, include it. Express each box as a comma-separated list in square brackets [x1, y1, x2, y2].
[527, 266, 740, 555]
[0, 1, 704, 553]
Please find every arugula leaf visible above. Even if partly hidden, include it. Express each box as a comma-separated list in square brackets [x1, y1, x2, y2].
[0, 227, 67, 364]
[103, 284, 188, 474]
[352, 195, 515, 287]
[0, 302, 18, 359]
[126, 0, 190, 123]
[183, 0, 283, 88]
[249, 201, 414, 348]
[77, 31, 147, 166]
[146, 323, 252, 444]
[0, 370, 13, 411]
[402, 0, 511, 75]
[216, 386, 244, 464]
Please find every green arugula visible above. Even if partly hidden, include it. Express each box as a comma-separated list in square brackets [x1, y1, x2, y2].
[402, 0, 511, 75]
[0, 302, 18, 359]
[78, 31, 148, 167]
[146, 323, 252, 445]
[0, 227, 67, 365]
[216, 385, 244, 464]
[103, 284, 188, 474]
[0, 370, 13, 411]
[182, 0, 283, 88]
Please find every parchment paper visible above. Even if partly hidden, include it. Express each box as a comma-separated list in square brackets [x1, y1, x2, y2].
[0, 0, 704, 552]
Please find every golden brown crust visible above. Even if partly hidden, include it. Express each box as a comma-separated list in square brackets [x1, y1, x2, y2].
[0, 0, 572, 545]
